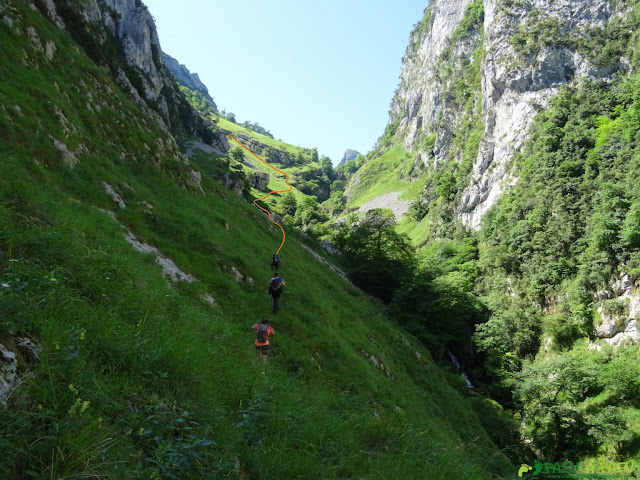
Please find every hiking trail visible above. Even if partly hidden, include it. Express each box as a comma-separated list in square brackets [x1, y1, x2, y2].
[227, 135, 292, 255]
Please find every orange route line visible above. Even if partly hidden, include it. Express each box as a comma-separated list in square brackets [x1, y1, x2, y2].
[226, 134, 292, 255]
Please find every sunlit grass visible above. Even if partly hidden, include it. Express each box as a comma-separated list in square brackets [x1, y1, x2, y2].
[0, 1, 515, 478]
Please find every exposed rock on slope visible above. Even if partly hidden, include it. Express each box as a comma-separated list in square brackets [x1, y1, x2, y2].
[163, 52, 218, 111]
[0, 343, 18, 401]
[357, 192, 411, 221]
[36, 0, 219, 142]
[458, 0, 622, 228]
[338, 148, 361, 166]
[380, 0, 627, 229]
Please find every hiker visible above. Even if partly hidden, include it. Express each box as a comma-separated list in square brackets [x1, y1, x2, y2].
[268, 271, 285, 313]
[270, 254, 280, 270]
[253, 317, 274, 363]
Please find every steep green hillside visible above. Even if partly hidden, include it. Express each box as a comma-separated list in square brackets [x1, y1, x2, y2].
[185, 122, 333, 238]
[0, 1, 516, 478]
[475, 68, 640, 463]
[181, 93, 335, 207]
[343, 145, 423, 208]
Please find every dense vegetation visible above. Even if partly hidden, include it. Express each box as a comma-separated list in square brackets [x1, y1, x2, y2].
[475, 73, 640, 460]
[333, 0, 640, 470]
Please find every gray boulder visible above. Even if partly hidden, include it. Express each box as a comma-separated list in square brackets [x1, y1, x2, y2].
[222, 171, 246, 196]
[248, 172, 269, 190]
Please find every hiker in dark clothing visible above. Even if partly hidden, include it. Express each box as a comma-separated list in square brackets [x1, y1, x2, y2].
[270, 254, 280, 270]
[253, 317, 274, 363]
[268, 271, 285, 313]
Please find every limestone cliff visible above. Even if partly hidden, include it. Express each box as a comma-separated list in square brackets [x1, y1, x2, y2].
[375, 0, 629, 229]
[34, 0, 219, 144]
[163, 52, 218, 111]
[338, 148, 361, 166]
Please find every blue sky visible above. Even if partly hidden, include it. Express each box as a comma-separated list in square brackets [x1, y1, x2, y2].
[144, 0, 427, 164]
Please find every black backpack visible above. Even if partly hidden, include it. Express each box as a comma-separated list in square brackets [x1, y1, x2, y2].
[268, 278, 282, 295]
[256, 324, 268, 343]
[272, 255, 280, 267]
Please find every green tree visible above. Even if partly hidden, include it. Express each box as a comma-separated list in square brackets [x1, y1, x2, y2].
[409, 197, 429, 224]
[327, 191, 346, 216]
[229, 146, 244, 162]
[320, 156, 334, 181]
[586, 406, 633, 450]
[391, 265, 486, 354]
[515, 351, 602, 457]
[334, 209, 415, 303]
[294, 195, 327, 231]
[589, 182, 629, 254]
[262, 146, 273, 163]
[621, 199, 640, 248]
[281, 194, 298, 216]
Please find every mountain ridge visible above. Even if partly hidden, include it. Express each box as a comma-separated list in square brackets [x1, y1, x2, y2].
[163, 51, 218, 111]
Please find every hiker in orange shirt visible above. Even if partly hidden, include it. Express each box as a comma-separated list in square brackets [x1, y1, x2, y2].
[253, 318, 274, 363]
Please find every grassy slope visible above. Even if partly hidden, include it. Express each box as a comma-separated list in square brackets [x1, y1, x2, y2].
[0, 1, 514, 478]
[217, 117, 303, 155]
[188, 136, 310, 219]
[213, 117, 325, 208]
[217, 116, 319, 177]
[345, 145, 425, 209]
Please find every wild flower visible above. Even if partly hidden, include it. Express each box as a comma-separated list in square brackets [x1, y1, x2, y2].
[68, 397, 89, 415]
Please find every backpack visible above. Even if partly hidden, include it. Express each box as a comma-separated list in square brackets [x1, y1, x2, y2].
[272, 255, 280, 267]
[256, 324, 269, 343]
[268, 277, 282, 295]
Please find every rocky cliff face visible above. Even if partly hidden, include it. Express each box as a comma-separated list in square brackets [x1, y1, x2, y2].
[338, 148, 361, 166]
[35, 0, 217, 141]
[67, 0, 169, 117]
[163, 52, 218, 111]
[383, 0, 627, 229]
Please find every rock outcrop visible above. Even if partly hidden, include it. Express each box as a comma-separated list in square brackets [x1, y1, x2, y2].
[77, 0, 168, 112]
[36, 0, 220, 144]
[221, 171, 246, 196]
[338, 148, 361, 166]
[594, 272, 640, 346]
[163, 52, 218, 111]
[378, 0, 626, 229]
[0, 343, 18, 402]
[124, 229, 196, 283]
[248, 172, 269, 190]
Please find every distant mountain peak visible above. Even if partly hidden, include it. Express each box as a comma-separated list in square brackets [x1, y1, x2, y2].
[338, 148, 361, 166]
